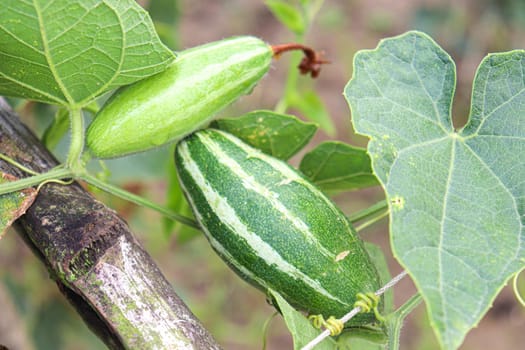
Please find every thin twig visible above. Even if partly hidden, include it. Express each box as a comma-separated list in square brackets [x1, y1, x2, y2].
[80, 174, 200, 229]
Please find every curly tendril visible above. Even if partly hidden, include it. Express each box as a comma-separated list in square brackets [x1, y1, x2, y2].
[308, 315, 344, 336]
[354, 292, 385, 322]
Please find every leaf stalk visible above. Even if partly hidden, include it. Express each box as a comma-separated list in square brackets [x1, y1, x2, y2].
[80, 174, 200, 230]
[66, 107, 84, 170]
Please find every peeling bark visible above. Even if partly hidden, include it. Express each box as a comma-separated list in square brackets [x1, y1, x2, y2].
[0, 99, 221, 350]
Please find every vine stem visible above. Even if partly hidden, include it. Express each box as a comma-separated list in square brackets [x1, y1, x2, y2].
[348, 199, 388, 223]
[0, 153, 40, 176]
[275, 50, 302, 113]
[355, 210, 389, 233]
[0, 167, 73, 194]
[387, 293, 422, 350]
[66, 107, 84, 169]
[0, 151, 200, 229]
[80, 174, 200, 230]
[301, 270, 409, 350]
[274, 30, 305, 114]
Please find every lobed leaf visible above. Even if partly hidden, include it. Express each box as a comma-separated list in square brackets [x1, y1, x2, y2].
[345, 31, 525, 349]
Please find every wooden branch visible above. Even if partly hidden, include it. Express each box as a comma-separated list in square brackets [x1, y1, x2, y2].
[0, 99, 221, 350]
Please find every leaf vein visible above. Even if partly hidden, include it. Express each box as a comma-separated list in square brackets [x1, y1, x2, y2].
[437, 137, 457, 331]
[0, 24, 44, 55]
[0, 71, 63, 104]
[33, 0, 74, 105]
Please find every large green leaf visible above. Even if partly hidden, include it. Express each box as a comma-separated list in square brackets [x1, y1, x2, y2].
[0, 0, 174, 106]
[345, 31, 525, 349]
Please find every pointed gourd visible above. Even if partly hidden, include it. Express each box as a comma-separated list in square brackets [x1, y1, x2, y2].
[86, 36, 272, 158]
[175, 129, 382, 325]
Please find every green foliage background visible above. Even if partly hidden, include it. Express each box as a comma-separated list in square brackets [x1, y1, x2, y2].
[1, 1, 524, 349]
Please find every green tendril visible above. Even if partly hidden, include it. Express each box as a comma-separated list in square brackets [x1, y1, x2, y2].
[308, 314, 324, 329]
[0, 153, 39, 176]
[308, 314, 344, 336]
[36, 178, 74, 192]
[354, 292, 385, 322]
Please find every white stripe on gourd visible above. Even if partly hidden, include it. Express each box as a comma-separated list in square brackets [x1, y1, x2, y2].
[216, 131, 358, 245]
[195, 131, 338, 260]
[177, 174, 269, 289]
[172, 44, 269, 117]
[177, 141, 349, 306]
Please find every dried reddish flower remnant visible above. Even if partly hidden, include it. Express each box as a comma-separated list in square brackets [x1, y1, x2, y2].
[271, 43, 330, 78]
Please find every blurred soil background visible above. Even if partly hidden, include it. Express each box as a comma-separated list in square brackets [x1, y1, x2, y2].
[1, 1, 524, 349]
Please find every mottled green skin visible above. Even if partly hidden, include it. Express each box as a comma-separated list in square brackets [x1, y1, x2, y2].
[86, 36, 272, 158]
[175, 129, 382, 325]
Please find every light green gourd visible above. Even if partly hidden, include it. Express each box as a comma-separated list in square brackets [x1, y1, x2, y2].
[86, 36, 272, 158]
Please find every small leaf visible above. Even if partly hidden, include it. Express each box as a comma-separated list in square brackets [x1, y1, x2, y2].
[345, 30, 525, 349]
[289, 90, 335, 136]
[211, 110, 317, 160]
[266, 0, 306, 35]
[0, 0, 175, 106]
[268, 288, 336, 350]
[0, 173, 37, 238]
[299, 141, 379, 193]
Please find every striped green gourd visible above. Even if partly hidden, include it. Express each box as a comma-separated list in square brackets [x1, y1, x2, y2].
[175, 129, 382, 324]
[86, 36, 272, 158]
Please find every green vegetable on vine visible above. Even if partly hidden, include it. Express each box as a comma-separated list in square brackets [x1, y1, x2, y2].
[86, 37, 328, 159]
[174, 128, 383, 327]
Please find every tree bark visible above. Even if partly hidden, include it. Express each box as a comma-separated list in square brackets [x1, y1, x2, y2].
[0, 99, 221, 350]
